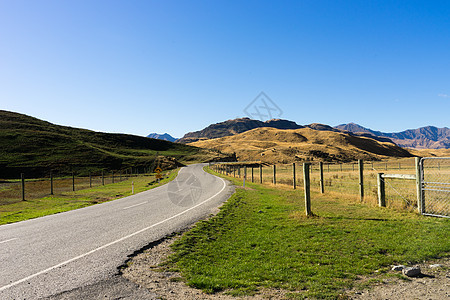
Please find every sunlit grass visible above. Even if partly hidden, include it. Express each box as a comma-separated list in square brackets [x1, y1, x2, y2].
[166, 167, 450, 299]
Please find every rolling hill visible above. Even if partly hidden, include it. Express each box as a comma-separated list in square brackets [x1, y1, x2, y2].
[0, 110, 229, 178]
[335, 123, 450, 149]
[189, 127, 413, 164]
[177, 117, 303, 143]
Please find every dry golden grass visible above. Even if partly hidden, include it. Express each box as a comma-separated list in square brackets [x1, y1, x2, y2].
[410, 148, 450, 157]
[190, 127, 412, 164]
[220, 157, 423, 213]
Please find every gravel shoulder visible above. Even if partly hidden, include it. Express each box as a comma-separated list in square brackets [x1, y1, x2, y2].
[121, 234, 289, 300]
[347, 257, 449, 300]
[122, 234, 449, 300]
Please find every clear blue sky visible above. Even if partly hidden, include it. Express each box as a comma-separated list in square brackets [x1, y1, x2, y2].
[1, 0, 449, 138]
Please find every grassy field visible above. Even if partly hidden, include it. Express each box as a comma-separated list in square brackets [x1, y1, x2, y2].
[165, 167, 450, 299]
[0, 169, 178, 225]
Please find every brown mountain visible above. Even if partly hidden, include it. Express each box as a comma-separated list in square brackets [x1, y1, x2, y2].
[335, 123, 450, 149]
[189, 127, 413, 164]
[177, 118, 303, 143]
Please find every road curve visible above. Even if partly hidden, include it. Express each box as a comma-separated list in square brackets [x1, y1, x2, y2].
[0, 164, 234, 299]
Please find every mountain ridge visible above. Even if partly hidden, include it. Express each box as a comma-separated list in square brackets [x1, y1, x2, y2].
[178, 117, 449, 149]
[147, 133, 178, 142]
[335, 123, 450, 149]
[177, 118, 304, 143]
[189, 127, 413, 164]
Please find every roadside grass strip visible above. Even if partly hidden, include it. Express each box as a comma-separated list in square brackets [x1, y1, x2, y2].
[0, 170, 178, 225]
[166, 170, 450, 299]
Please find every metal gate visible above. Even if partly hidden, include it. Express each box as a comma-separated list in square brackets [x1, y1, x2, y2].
[420, 157, 450, 218]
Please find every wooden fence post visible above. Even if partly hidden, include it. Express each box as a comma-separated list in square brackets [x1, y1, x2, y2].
[112, 171, 115, 184]
[358, 159, 364, 201]
[72, 172, 75, 191]
[273, 165, 276, 185]
[251, 167, 254, 183]
[303, 163, 312, 216]
[260, 165, 263, 184]
[50, 171, 54, 195]
[21, 173, 25, 201]
[415, 157, 424, 214]
[89, 172, 92, 188]
[244, 166, 247, 187]
[293, 162, 296, 189]
[319, 162, 324, 193]
[377, 173, 385, 207]
[102, 170, 105, 185]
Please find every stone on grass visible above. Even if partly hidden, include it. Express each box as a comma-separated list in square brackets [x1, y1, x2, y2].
[429, 264, 443, 268]
[402, 266, 421, 277]
[392, 265, 405, 271]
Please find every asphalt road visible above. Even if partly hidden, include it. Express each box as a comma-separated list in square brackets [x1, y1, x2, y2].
[0, 164, 234, 299]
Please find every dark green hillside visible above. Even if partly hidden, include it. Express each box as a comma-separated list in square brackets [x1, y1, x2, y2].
[0, 110, 226, 178]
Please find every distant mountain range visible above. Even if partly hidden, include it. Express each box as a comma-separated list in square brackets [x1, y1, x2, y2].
[178, 118, 449, 150]
[147, 133, 178, 142]
[335, 123, 450, 149]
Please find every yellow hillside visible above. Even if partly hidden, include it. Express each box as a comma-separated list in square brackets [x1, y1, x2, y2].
[190, 127, 413, 164]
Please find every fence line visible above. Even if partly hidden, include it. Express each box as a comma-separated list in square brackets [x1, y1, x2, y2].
[1, 167, 161, 203]
[211, 157, 445, 216]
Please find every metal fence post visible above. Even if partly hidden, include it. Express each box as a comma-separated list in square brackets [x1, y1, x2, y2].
[72, 172, 75, 191]
[21, 173, 25, 201]
[112, 171, 115, 184]
[319, 162, 324, 193]
[358, 159, 364, 201]
[377, 173, 385, 207]
[303, 163, 312, 216]
[102, 170, 105, 185]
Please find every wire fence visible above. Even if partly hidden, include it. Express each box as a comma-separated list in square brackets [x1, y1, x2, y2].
[421, 157, 450, 217]
[213, 157, 444, 214]
[0, 168, 157, 205]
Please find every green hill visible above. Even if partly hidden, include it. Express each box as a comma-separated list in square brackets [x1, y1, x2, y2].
[0, 110, 226, 178]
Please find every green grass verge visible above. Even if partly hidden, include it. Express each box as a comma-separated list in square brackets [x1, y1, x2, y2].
[0, 169, 179, 225]
[166, 168, 450, 299]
